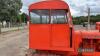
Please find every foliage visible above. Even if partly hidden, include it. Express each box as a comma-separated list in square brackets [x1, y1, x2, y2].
[73, 15, 100, 25]
[0, 0, 22, 22]
[20, 13, 28, 23]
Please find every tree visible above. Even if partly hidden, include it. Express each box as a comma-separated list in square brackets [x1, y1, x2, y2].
[0, 0, 22, 22]
[0, 0, 22, 33]
[21, 13, 29, 24]
[73, 15, 100, 25]
[8, 0, 23, 24]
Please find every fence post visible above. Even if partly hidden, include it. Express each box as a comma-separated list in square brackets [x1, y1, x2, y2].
[0, 22, 1, 34]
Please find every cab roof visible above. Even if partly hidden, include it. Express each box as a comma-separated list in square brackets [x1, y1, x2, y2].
[29, 0, 69, 11]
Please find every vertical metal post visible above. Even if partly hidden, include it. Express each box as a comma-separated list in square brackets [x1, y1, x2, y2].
[49, 9, 51, 24]
[56, 15, 57, 23]
[40, 15, 42, 24]
[49, 9, 52, 47]
[0, 22, 1, 34]
[70, 27, 72, 48]
[87, 7, 91, 30]
[29, 11, 31, 23]
[39, 10, 42, 24]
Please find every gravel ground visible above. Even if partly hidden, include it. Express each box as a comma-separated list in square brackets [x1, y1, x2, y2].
[0, 29, 28, 56]
[74, 25, 95, 30]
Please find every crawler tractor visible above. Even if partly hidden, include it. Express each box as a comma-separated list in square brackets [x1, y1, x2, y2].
[26, 0, 100, 56]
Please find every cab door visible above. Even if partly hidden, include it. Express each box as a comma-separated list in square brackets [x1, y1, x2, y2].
[51, 24, 70, 48]
[50, 10, 71, 48]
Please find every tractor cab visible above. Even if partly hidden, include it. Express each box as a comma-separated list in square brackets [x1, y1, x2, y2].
[27, 0, 100, 56]
[29, 0, 73, 51]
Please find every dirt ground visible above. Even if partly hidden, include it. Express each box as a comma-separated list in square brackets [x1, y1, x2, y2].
[74, 25, 95, 30]
[0, 29, 28, 56]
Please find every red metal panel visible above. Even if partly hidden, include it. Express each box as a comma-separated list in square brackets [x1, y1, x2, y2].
[29, 1, 69, 11]
[82, 52, 100, 56]
[51, 24, 70, 48]
[93, 52, 100, 56]
[29, 24, 73, 51]
[82, 53, 93, 56]
[73, 31, 82, 51]
[81, 30, 100, 39]
[29, 24, 51, 50]
[96, 22, 100, 31]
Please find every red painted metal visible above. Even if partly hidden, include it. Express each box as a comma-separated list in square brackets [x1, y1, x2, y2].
[81, 30, 100, 39]
[28, 0, 100, 56]
[29, 24, 73, 51]
[29, 0, 69, 11]
[29, 24, 50, 50]
[96, 22, 100, 31]
[74, 30, 100, 56]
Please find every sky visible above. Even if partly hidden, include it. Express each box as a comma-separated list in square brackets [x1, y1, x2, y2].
[21, 0, 100, 16]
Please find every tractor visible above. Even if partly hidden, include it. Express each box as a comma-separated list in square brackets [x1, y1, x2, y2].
[26, 0, 100, 56]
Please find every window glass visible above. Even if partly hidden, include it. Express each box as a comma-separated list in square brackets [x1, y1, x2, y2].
[30, 10, 49, 24]
[30, 10, 68, 24]
[51, 10, 67, 24]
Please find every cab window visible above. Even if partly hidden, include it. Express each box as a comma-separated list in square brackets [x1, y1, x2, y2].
[30, 10, 68, 24]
